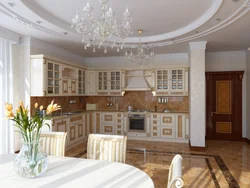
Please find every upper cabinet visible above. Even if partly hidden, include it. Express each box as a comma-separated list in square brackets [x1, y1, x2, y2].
[86, 71, 97, 95]
[78, 69, 86, 95]
[97, 71, 122, 96]
[31, 57, 62, 96]
[61, 65, 78, 96]
[155, 68, 188, 96]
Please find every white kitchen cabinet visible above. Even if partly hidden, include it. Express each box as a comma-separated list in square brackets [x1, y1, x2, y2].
[86, 71, 97, 95]
[78, 69, 86, 95]
[61, 65, 78, 96]
[155, 68, 188, 96]
[150, 113, 176, 139]
[31, 57, 62, 96]
[115, 113, 124, 135]
[100, 113, 115, 134]
[97, 71, 122, 96]
[68, 115, 85, 145]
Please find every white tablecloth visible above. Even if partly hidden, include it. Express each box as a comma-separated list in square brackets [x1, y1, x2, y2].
[0, 154, 154, 188]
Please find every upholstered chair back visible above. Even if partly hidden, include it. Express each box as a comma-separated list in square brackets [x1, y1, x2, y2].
[87, 134, 127, 163]
[40, 132, 67, 157]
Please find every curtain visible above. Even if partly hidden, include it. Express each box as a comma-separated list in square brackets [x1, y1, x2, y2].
[0, 38, 14, 154]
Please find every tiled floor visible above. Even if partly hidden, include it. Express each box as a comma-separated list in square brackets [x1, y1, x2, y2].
[66, 140, 250, 188]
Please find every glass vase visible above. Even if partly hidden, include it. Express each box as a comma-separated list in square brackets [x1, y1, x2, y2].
[13, 140, 48, 178]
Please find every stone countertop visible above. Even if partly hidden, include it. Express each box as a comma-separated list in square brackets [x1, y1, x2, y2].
[49, 110, 189, 119]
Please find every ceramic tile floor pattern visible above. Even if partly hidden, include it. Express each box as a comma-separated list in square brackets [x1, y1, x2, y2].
[66, 140, 250, 188]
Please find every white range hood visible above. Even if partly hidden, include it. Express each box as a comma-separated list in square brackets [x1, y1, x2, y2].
[124, 70, 151, 91]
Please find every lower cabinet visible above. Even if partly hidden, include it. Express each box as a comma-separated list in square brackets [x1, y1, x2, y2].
[48, 113, 89, 150]
[151, 113, 189, 141]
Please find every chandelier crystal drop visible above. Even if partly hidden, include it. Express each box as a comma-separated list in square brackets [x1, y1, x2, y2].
[125, 30, 155, 67]
[71, 0, 133, 53]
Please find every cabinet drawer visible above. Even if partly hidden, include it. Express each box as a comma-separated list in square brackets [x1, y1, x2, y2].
[102, 114, 114, 122]
[152, 132, 160, 137]
[103, 125, 113, 133]
[151, 120, 160, 126]
[151, 114, 160, 119]
[152, 126, 160, 131]
[116, 130, 124, 135]
[161, 114, 175, 126]
[116, 124, 123, 129]
[116, 119, 123, 124]
[161, 127, 175, 138]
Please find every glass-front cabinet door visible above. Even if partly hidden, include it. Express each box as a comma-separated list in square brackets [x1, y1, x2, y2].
[47, 61, 60, 95]
[156, 70, 169, 91]
[78, 69, 86, 95]
[110, 71, 121, 91]
[170, 69, 184, 91]
[98, 71, 108, 91]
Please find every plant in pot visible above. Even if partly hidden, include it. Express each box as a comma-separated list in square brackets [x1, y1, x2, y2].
[4, 100, 61, 178]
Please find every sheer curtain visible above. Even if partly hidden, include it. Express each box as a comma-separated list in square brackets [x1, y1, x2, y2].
[0, 38, 14, 154]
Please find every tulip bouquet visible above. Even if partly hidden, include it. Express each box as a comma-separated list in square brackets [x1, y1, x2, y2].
[4, 100, 61, 178]
[4, 100, 61, 143]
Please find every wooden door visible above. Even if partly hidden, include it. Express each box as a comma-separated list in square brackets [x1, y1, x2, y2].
[206, 71, 244, 141]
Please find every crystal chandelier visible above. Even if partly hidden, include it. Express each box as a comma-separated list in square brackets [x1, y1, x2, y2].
[71, 0, 133, 53]
[125, 30, 155, 66]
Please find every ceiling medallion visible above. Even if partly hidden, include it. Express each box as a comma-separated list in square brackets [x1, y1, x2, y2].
[71, 0, 133, 53]
[125, 30, 155, 67]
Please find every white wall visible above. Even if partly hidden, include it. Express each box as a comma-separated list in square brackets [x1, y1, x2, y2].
[246, 52, 250, 139]
[30, 38, 85, 67]
[12, 37, 31, 151]
[206, 51, 247, 138]
[85, 53, 189, 69]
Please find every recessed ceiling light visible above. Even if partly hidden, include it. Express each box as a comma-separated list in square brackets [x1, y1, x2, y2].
[63, 32, 68, 35]
[8, 2, 15, 7]
[196, 31, 200, 34]
[248, 47, 250, 51]
[216, 18, 223, 21]
[36, 21, 42, 24]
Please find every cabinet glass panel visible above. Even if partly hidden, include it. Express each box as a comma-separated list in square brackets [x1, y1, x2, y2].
[54, 80, 59, 86]
[171, 69, 183, 90]
[48, 87, 53, 94]
[54, 87, 59, 94]
[54, 72, 59, 79]
[156, 69, 168, 91]
[48, 79, 53, 86]
[54, 64, 59, 71]
[48, 63, 53, 70]
[48, 71, 53, 78]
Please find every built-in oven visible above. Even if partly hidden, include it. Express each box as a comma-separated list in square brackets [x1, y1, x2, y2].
[128, 114, 145, 132]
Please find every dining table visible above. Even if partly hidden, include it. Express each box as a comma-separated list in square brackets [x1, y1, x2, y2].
[0, 154, 154, 188]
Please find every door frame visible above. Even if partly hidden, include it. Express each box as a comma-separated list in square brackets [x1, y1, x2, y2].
[205, 71, 244, 141]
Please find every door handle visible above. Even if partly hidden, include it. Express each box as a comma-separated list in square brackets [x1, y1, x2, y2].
[211, 112, 217, 116]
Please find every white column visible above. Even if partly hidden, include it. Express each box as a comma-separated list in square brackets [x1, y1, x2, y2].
[188, 41, 207, 147]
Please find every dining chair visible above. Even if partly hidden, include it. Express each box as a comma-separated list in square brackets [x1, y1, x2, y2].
[40, 132, 67, 157]
[167, 154, 184, 188]
[87, 134, 127, 163]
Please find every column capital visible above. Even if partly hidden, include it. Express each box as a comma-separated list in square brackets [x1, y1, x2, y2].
[189, 41, 207, 51]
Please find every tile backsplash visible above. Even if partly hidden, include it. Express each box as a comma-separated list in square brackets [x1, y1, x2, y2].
[31, 91, 189, 113]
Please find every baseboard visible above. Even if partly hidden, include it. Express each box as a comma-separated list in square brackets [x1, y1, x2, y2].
[189, 140, 206, 152]
[242, 137, 250, 144]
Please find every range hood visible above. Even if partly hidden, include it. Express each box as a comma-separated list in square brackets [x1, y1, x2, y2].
[124, 70, 151, 91]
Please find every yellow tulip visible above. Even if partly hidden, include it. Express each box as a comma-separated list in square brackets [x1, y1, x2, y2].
[34, 103, 38, 108]
[40, 105, 43, 111]
[19, 101, 24, 108]
[5, 103, 13, 111]
[46, 100, 61, 114]
[4, 103, 14, 118]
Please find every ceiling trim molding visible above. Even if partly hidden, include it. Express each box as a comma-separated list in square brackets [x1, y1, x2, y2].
[121, 0, 223, 43]
[121, 0, 250, 49]
[0, 3, 64, 37]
